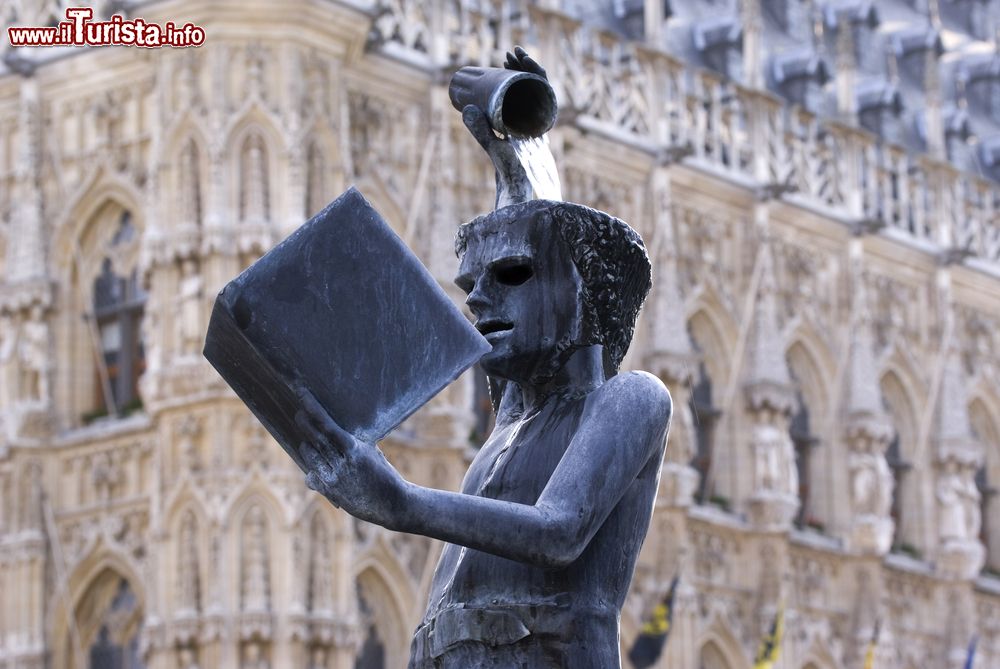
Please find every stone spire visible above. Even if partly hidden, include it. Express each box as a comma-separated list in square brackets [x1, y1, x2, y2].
[937, 344, 976, 456]
[645, 169, 699, 507]
[744, 243, 794, 399]
[741, 0, 764, 88]
[744, 240, 798, 530]
[833, 12, 857, 119]
[646, 176, 696, 386]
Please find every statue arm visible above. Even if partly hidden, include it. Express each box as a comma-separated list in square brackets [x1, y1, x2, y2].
[298, 372, 671, 567]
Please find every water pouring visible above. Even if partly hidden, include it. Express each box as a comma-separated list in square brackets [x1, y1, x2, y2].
[449, 47, 563, 206]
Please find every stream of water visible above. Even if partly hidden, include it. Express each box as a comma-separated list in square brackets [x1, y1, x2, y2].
[510, 135, 563, 201]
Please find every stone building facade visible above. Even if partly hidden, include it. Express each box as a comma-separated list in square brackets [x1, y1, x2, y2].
[1, 0, 999, 668]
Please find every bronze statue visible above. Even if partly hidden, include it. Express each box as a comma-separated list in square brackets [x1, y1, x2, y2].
[293, 49, 672, 668]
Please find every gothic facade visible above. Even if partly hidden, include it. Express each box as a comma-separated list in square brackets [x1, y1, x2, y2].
[0, 0, 999, 668]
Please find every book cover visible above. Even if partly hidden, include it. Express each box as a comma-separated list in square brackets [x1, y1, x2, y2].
[204, 187, 489, 471]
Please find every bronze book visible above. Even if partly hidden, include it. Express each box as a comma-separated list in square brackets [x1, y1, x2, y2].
[204, 187, 489, 472]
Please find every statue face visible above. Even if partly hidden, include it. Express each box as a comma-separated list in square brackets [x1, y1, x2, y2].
[456, 211, 585, 384]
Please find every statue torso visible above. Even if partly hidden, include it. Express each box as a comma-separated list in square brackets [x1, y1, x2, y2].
[410, 388, 664, 668]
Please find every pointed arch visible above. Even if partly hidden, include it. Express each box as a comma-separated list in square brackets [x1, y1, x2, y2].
[686, 295, 738, 505]
[798, 636, 843, 669]
[697, 617, 750, 669]
[50, 179, 146, 426]
[224, 477, 292, 529]
[49, 543, 146, 669]
[51, 170, 144, 276]
[353, 565, 410, 669]
[163, 479, 212, 526]
[224, 110, 285, 227]
[786, 334, 838, 533]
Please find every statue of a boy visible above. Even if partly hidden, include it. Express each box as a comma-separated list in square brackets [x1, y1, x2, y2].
[296, 50, 671, 668]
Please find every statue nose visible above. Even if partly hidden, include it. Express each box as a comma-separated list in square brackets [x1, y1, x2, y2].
[465, 280, 491, 315]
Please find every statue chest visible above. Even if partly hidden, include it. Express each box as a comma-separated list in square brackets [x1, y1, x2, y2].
[461, 395, 587, 505]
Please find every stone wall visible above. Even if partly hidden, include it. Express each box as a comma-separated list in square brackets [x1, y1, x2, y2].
[0, 1, 999, 668]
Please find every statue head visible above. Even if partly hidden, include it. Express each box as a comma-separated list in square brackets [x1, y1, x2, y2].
[455, 200, 650, 387]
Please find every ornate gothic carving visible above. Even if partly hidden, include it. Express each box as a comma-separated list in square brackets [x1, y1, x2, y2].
[239, 132, 270, 225]
[744, 243, 799, 529]
[241, 505, 271, 614]
[307, 514, 334, 616]
[177, 510, 201, 617]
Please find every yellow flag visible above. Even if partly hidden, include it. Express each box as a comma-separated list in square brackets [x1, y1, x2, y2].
[753, 604, 784, 669]
[863, 621, 881, 669]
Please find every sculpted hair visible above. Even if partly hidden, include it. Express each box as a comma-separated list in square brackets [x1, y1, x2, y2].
[456, 200, 652, 376]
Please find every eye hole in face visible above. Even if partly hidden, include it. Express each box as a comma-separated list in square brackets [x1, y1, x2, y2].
[494, 263, 533, 286]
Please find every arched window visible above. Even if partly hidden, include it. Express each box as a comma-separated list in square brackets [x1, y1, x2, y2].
[881, 372, 923, 557]
[76, 574, 144, 669]
[885, 431, 910, 551]
[86, 211, 146, 420]
[790, 389, 819, 528]
[786, 343, 829, 532]
[970, 399, 1000, 576]
[689, 360, 721, 504]
[687, 314, 728, 506]
[355, 582, 386, 669]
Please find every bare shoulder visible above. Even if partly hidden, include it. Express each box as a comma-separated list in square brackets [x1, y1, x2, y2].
[590, 370, 672, 433]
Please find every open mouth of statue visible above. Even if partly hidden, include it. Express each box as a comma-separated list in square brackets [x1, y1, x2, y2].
[476, 319, 514, 338]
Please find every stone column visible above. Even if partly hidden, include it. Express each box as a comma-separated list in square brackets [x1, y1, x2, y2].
[743, 240, 799, 531]
[643, 167, 699, 508]
[844, 262, 894, 555]
[935, 345, 985, 580]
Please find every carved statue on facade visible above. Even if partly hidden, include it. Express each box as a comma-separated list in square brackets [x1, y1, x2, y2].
[850, 448, 892, 518]
[938, 459, 970, 543]
[18, 304, 50, 404]
[937, 459, 982, 544]
[286, 49, 670, 668]
[177, 258, 204, 357]
[751, 423, 798, 497]
[0, 311, 16, 410]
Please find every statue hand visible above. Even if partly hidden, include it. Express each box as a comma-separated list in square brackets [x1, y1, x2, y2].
[504, 46, 547, 81]
[462, 104, 531, 208]
[294, 387, 408, 528]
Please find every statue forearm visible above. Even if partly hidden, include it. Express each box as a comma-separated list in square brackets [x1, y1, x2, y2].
[394, 482, 586, 568]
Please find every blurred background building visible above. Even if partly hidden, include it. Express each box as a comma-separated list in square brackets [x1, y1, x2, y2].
[0, 0, 999, 667]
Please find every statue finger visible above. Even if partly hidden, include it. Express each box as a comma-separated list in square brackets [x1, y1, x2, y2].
[296, 388, 355, 449]
[513, 46, 547, 80]
[294, 409, 339, 457]
[298, 439, 327, 473]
